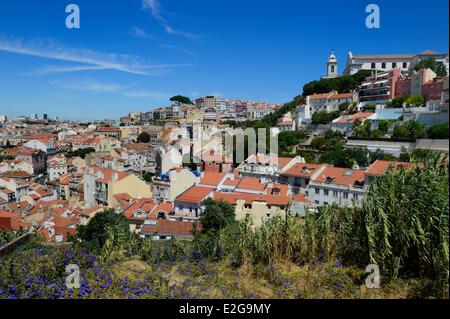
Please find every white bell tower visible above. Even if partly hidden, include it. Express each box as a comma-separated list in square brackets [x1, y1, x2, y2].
[326, 50, 338, 78]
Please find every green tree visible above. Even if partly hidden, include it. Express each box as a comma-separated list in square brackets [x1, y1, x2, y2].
[393, 125, 409, 138]
[428, 123, 449, 139]
[76, 210, 131, 252]
[378, 120, 390, 133]
[386, 96, 409, 108]
[338, 102, 350, 112]
[67, 147, 96, 159]
[170, 95, 193, 105]
[352, 118, 363, 136]
[405, 95, 425, 107]
[415, 57, 448, 77]
[302, 70, 372, 97]
[406, 120, 427, 139]
[200, 199, 236, 234]
[137, 132, 151, 143]
[312, 111, 340, 125]
[370, 129, 383, 138]
[143, 172, 154, 183]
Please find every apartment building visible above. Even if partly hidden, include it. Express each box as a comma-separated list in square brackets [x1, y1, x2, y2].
[153, 168, 197, 204]
[358, 69, 402, 104]
[83, 166, 151, 208]
[306, 91, 356, 114]
[307, 166, 366, 207]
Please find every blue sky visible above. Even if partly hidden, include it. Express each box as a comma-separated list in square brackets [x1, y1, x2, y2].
[0, 0, 448, 120]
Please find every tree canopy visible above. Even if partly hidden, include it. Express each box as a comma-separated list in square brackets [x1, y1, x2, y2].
[415, 57, 448, 77]
[76, 210, 131, 252]
[302, 70, 372, 97]
[170, 95, 193, 105]
[137, 132, 151, 143]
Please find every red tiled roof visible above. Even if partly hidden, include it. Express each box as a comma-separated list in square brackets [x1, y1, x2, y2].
[366, 160, 413, 176]
[81, 205, 106, 218]
[141, 219, 199, 237]
[266, 183, 289, 196]
[90, 166, 128, 183]
[313, 167, 365, 187]
[333, 112, 374, 124]
[282, 163, 324, 178]
[175, 186, 213, 204]
[291, 193, 313, 204]
[113, 193, 134, 208]
[153, 202, 173, 215]
[236, 177, 267, 192]
[214, 192, 289, 206]
[0, 188, 14, 194]
[123, 198, 156, 220]
[199, 172, 226, 187]
[330, 93, 353, 99]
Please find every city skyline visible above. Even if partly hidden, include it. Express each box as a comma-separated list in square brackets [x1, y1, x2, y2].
[0, 0, 449, 120]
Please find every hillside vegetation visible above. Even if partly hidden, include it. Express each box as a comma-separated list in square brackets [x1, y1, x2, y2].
[0, 154, 448, 299]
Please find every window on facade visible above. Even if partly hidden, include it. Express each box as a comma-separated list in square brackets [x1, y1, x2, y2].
[324, 189, 329, 196]
[333, 191, 338, 197]
[403, 62, 407, 68]
[381, 62, 386, 69]
[315, 200, 320, 205]
[392, 62, 397, 68]
[354, 194, 359, 201]
[315, 188, 320, 195]
[343, 192, 349, 199]
[324, 202, 329, 206]
[371, 62, 376, 69]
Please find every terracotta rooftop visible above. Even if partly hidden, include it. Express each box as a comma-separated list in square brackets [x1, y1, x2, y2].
[141, 219, 199, 237]
[175, 186, 213, 204]
[199, 172, 226, 187]
[333, 112, 374, 124]
[291, 193, 313, 204]
[282, 163, 324, 178]
[123, 198, 157, 220]
[366, 160, 413, 176]
[214, 192, 289, 206]
[313, 167, 366, 187]
[236, 177, 267, 192]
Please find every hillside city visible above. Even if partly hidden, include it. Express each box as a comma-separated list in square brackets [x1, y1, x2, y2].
[0, 49, 449, 299]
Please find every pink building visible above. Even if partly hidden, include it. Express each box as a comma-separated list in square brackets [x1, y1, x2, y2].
[395, 77, 412, 98]
[422, 78, 445, 101]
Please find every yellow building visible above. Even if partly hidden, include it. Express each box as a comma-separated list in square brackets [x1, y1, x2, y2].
[214, 192, 289, 227]
[83, 166, 152, 208]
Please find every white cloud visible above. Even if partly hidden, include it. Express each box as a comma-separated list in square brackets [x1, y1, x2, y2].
[0, 35, 191, 76]
[130, 26, 156, 40]
[50, 80, 132, 93]
[123, 90, 171, 100]
[141, 0, 203, 40]
[50, 79, 170, 101]
[159, 43, 196, 56]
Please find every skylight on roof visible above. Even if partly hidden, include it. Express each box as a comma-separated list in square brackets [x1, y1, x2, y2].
[344, 170, 353, 176]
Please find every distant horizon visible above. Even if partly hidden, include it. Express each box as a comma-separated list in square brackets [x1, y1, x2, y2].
[0, 0, 448, 120]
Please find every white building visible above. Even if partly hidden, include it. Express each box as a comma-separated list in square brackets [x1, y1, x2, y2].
[307, 166, 366, 207]
[295, 104, 312, 128]
[24, 139, 56, 154]
[306, 91, 356, 114]
[275, 112, 295, 132]
[344, 50, 449, 76]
